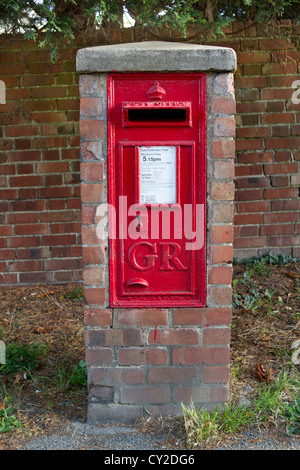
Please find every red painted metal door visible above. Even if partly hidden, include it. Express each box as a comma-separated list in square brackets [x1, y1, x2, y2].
[108, 73, 206, 307]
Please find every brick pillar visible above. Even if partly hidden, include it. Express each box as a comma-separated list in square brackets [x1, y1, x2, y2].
[77, 42, 236, 422]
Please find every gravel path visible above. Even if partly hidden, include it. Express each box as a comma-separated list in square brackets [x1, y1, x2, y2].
[17, 421, 300, 451]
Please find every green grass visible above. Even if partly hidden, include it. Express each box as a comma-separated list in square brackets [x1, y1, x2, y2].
[0, 386, 22, 434]
[182, 369, 300, 448]
[0, 342, 49, 376]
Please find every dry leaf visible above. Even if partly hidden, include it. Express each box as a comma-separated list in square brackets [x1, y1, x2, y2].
[286, 272, 299, 280]
[256, 362, 270, 382]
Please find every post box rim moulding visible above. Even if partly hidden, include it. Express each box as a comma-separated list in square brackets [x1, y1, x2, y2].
[76, 41, 237, 73]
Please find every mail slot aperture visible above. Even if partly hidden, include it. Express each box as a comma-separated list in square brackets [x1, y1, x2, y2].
[123, 101, 192, 126]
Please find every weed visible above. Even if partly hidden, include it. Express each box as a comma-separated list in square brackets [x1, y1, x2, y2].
[182, 402, 219, 448]
[0, 386, 22, 433]
[286, 399, 300, 436]
[1, 342, 49, 376]
[69, 360, 87, 387]
[50, 360, 87, 392]
[238, 252, 297, 267]
[67, 286, 84, 301]
[181, 370, 300, 448]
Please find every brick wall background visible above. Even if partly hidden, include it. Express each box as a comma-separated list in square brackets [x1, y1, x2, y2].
[0, 22, 299, 285]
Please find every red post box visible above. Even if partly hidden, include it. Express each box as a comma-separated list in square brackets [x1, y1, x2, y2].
[77, 42, 236, 423]
[108, 73, 206, 307]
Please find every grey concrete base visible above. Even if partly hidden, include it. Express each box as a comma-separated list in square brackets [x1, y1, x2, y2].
[87, 403, 144, 423]
[77, 41, 237, 73]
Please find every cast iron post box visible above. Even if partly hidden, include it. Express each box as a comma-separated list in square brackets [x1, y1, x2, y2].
[108, 73, 206, 307]
[77, 42, 237, 423]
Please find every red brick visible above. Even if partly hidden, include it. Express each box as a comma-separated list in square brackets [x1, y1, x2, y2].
[211, 97, 236, 114]
[0, 274, 18, 284]
[212, 140, 235, 159]
[210, 225, 234, 244]
[173, 308, 231, 326]
[43, 234, 77, 245]
[237, 151, 273, 164]
[7, 236, 40, 248]
[238, 51, 270, 63]
[234, 237, 266, 248]
[264, 212, 298, 224]
[173, 387, 210, 404]
[261, 224, 293, 235]
[0, 249, 15, 260]
[80, 97, 103, 116]
[267, 235, 299, 246]
[209, 286, 232, 306]
[36, 162, 70, 173]
[236, 139, 264, 151]
[264, 163, 298, 175]
[172, 347, 230, 364]
[210, 386, 229, 402]
[39, 186, 73, 199]
[120, 386, 169, 404]
[211, 182, 235, 201]
[19, 272, 54, 283]
[81, 183, 104, 203]
[84, 287, 106, 306]
[214, 161, 235, 180]
[212, 204, 234, 224]
[148, 328, 199, 345]
[84, 308, 113, 327]
[147, 367, 198, 383]
[272, 200, 300, 211]
[80, 162, 104, 181]
[202, 366, 230, 383]
[266, 137, 300, 149]
[39, 209, 74, 222]
[5, 126, 39, 137]
[33, 136, 67, 149]
[83, 267, 105, 285]
[86, 328, 142, 347]
[16, 248, 49, 259]
[270, 175, 289, 187]
[203, 327, 230, 345]
[214, 117, 235, 137]
[5, 213, 38, 224]
[236, 177, 270, 189]
[117, 309, 168, 326]
[210, 245, 234, 264]
[264, 187, 298, 199]
[82, 246, 106, 265]
[8, 260, 43, 272]
[237, 201, 271, 213]
[235, 189, 263, 201]
[82, 226, 100, 245]
[90, 367, 144, 385]
[80, 120, 105, 139]
[240, 226, 258, 237]
[208, 266, 232, 284]
[86, 348, 113, 365]
[15, 224, 49, 235]
[44, 259, 78, 270]
[119, 348, 168, 365]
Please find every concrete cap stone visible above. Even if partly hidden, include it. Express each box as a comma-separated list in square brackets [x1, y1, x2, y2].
[76, 41, 237, 73]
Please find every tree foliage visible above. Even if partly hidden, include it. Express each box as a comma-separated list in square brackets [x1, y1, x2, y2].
[0, 0, 299, 60]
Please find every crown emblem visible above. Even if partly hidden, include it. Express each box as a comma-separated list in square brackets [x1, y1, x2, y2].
[147, 81, 166, 100]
